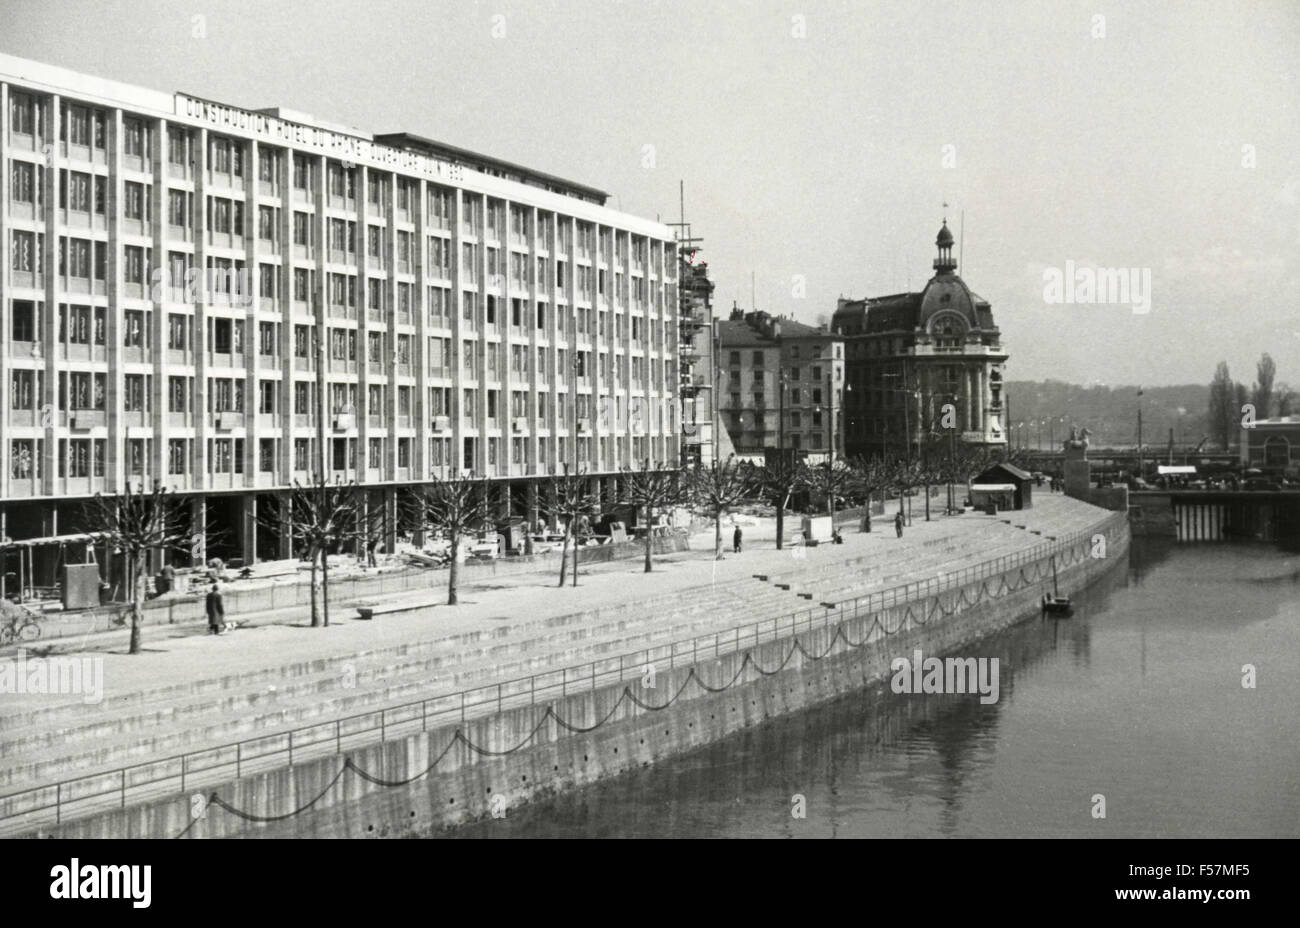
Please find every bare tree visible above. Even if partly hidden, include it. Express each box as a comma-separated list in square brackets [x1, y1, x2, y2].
[755, 453, 801, 549]
[82, 481, 189, 654]
[412, 474, 486, 605]
[887, 457, 928, 521]
[800, 458, 856, 525]
[848, 456, 891, 532]
[546, 465, 598, 587]
[686, 456, 755, 559]
[619, 460, 687, 572]
[279, 479, 362, 627]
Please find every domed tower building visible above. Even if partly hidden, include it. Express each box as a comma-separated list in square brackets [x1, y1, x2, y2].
[832, 221, 1008, 460]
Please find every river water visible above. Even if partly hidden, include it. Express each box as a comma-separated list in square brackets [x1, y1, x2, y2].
[455, 537, 1300, 838]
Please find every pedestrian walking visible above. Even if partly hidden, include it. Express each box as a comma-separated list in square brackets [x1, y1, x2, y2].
[206, 581, 227, 635]
[733, 525, 743, 554]
[894, 512, 904, 538]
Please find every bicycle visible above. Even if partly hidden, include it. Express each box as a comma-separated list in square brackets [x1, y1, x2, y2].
[0, 603, 42, 646]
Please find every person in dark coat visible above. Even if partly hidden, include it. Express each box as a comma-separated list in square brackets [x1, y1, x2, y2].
[733, 525, 743, 553]
[206, 582, 226, 635]
[894, 512, 904, 538]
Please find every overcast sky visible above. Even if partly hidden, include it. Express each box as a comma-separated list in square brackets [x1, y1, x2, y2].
[3, 0, 1296, 388]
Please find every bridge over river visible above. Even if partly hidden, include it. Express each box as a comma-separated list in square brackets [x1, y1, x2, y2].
[1130, 489, 1300, 542]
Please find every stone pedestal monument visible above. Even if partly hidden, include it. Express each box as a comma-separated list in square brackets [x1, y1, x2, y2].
[1063, 427, 1092, 500]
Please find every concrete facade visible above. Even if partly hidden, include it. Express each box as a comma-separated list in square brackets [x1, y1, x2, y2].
[0, 53, 679, 573]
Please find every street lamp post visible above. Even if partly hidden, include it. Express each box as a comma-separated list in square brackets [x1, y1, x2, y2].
[947, 393, 957, 514]
[778, 366, 787, 462]
[571, 352, 581, 586]
[1136, 388, 1145, 479]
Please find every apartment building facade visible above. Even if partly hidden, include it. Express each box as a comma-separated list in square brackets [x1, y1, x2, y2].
[0, 55, 679, 577]
[716, 308, 845, 459]
[832, 222, 1009, 460]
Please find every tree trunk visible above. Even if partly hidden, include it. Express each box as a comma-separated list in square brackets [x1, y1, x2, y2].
[925, 482, 931, 521]
[776, 503, 784, 550]
[129, 552, 144, 655]
[447, 528, 459, 605]
[558, 523, 569, 587]
[571, 519, 579, 587]
[321, 545, 331, 627]
[714, 512, 723, 559]
[309, 546, 322, 628]
[643, 505, 654, 572]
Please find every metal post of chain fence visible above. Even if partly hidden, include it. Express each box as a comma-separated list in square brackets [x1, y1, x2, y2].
[289, 730, 294, 767]
[181, 755, 186, 794]
[498, 682, 503, 714]
[334, 722, 340, 757]
[590, 662, 595, 692]
[461, 691, 466, 727]
[530, 675, 535, 706]
[120, 769, 126, 809]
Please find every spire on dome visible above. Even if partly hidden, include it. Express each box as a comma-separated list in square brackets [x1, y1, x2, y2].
[934, 220, 957, 273]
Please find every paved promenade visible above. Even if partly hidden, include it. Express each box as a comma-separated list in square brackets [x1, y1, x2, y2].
[0, 493, 1113, 805]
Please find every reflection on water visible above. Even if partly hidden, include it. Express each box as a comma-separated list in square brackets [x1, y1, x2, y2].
[454, 538, 1300, 838]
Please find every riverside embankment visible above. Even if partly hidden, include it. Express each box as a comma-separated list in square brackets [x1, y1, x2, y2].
[2, 495, 1127, 838]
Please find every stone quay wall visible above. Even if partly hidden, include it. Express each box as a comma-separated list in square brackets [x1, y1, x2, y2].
[26, 512, 1128, 838]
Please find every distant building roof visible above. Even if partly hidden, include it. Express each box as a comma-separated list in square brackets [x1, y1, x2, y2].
[975, 462, 1033, 483]
[373, 132, 608, 204]
[716, 309, 832, 349]
[831, 222, 998, 336]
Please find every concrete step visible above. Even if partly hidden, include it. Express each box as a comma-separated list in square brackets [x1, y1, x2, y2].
[1, 573, 807, 791]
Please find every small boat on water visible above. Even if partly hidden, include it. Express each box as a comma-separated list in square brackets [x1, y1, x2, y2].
[1042, 554, 1073, 615]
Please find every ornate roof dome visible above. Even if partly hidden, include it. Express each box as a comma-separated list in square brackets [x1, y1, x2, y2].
[936, 221, 954, 248]
[919, 275, 977, 328]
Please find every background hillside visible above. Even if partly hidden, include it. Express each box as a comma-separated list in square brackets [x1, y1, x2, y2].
[1004, 381, 1210, 450]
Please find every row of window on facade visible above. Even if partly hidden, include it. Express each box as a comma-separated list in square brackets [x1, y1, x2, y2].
[726, 366, 835, 389]
[7, 292, 675, 376]
[726, 345, 836, 367]
[9, 369, 673, 427]
[7, 432, 669, 483]
[8, 237, 675, 341]
[9, 92, 677, 272]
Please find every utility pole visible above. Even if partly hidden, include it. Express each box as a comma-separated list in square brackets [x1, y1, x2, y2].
[826, 370, 834, 457]
[711, 321, 720, 467]
[1136, 387, 1145, 479]
[778, 365, 786, 461]
[314, 319, 330, 627]
[948, 393, 957, 514]
[572, 349, 580, 586]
